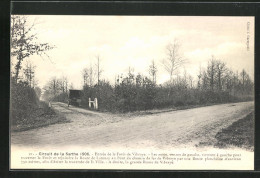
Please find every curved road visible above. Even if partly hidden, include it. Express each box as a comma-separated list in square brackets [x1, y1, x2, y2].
[11, 101, 254, 150]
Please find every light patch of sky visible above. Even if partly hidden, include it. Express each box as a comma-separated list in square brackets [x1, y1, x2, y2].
[16, 16, 254, 89]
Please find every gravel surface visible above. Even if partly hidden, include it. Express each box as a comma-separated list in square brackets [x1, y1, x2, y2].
[11, 101, 254, 150]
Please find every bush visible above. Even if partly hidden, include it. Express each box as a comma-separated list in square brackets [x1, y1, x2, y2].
[53, 92, 68, 103]
[78, 74, 253, 113]
[80, 76, 157, 112]
[113, 77, 157, 112]
[10, 79, 39, 125]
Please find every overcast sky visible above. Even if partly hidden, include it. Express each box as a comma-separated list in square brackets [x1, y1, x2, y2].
[16, 16, 254, 89]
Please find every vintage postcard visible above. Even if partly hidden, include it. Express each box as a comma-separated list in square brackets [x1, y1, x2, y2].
[10, 15, 254, 170]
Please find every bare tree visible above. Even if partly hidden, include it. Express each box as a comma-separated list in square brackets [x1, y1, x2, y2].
[127, 66, 135, 85]
[11, 15, 54, 82]
[183, 69, 188, 88]
[188, 75, 193, 88]
[215, 60, 227, 91]
[89, 63, 96, 87]
[63, 76, 68, 93]
[232, 71, 240, 96]
[202, 70, 209, 90]
[82, 63, 96, 87]
[240, 69, 250, 94]
[197, 65, 202, 90]
[58, 76, 68, 94]
[42, 76, 69, 102]
[50, 77, 59, 97]
[206, 56, 217, 91]
[149, 59, 157, 84]
[224, 69, 234, 94]
[82, 68, 89, 86]
[162, 40, 186, 82]
[42, 77, 59, 100]
[96, 55, 103, 86]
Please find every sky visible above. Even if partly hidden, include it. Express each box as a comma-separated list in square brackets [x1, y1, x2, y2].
[13, 16, 254, 89]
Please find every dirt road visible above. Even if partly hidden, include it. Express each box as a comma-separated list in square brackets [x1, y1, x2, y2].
[11, 101, 254, 150]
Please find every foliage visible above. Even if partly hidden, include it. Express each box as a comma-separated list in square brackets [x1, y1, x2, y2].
[79, 59, 253, 112]
[11, 15, 54, 82]
[10, 77, 39, 125]
[10, 15, 55, 127]
[42, 77, 68, 102]
[43, 56, 253, 113]
[81, 80, 115, 111]
[114, 74, 157, 112]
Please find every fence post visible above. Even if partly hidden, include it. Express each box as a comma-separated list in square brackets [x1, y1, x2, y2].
[95, 98, 98, 110]
[89, 98, 91, 108]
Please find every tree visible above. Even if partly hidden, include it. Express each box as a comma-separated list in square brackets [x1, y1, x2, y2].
[197, 65, 202, 90]
[149, 59, 157, 84]
[82, 63, 96, 87]
[240, 69, 253, 95]
[206, 56, 217, 91]
[224, 69, 234, 94]
[11, 15, 54, 82]
[42, 76, 69, 102]
[136, 73, 143, 87]
[62, 76, 68, 93]
[82, 68, 89, 86]
[43, 77, 63, 99]
[202, 70, 209, 90]
[215, 60, 227, 91]
[124, 66, 135, 85]
[188, 75, 193, 89]
[23, 60, 36, 88]
[96, 55, 103, 86]
[49, 77, 59, 97]
[162, 40, 186, 82]
[88, 64, 95, 87]
[240, 69, 248, 93]
[183, 69, 188, 89]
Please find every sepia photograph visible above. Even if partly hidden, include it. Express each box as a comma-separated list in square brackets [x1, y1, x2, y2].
[10, 15, 254, 170]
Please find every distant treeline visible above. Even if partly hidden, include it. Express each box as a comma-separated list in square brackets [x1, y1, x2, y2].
[46, 58, 254, 112]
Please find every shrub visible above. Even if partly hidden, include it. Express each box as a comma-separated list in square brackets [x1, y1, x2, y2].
[10, 79, 39, 125]
[53, 92, 68, 103]
[78, 74, 253, 113]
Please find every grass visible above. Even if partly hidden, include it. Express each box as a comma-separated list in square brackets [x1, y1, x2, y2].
[214, 111, 254, 151]
[11, 101, 70, 132]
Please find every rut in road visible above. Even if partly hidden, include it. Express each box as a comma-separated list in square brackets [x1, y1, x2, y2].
[11, 101, 254, 150]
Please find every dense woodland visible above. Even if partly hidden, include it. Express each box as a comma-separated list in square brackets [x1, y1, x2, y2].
[10, 15, 254, 126]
